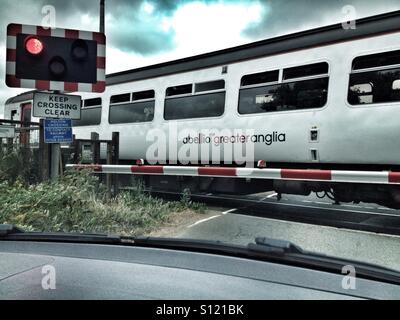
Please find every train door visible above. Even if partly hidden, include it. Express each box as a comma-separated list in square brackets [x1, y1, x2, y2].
[20, 103, 32, 145]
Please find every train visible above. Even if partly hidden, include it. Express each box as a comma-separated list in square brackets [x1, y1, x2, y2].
[5, 10, 400, 208]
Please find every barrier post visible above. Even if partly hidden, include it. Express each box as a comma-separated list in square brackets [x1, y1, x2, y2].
[91, 132, 100, 164]
[111, 132, 120, 194]
[50, 143, 61, 181]
[39, 119, 50, 181]
[106, 141, 112, 200]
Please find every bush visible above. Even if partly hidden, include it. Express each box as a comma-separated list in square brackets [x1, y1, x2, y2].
[0, 170, 204, 235]
[0, 147, 40, 185]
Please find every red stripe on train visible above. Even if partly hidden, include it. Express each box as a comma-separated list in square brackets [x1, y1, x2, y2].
[131, 166, 164, 174]
[198, 167, 237, 176]
[281, 169, 332, 180]
[388, 172, 400, 183]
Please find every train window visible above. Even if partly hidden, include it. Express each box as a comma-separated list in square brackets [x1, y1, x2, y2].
[239, 84, 281, 114]
[238, 78, 328, 114]
[109, 101, 155, 124]
[84, 98, 102, 108]
[195, 80, 225, 93]
[393, 80, 400, 90]
[348, 68, 400, 105]
[352, 50, 400, 70]
[72, 107, 101, 127]
[241, 70, 279, 87]
[132, 90, 155, 101]
[350, 83, 372, 94]
[110, 93, 131, 104]
[164, 92, 225, 120]
[349, 83, 373, 104]
[110, 89, 155, 124]
[283, 62, 328, 80]
[166, 84, 193, 97]
[393, 80, 400, 100]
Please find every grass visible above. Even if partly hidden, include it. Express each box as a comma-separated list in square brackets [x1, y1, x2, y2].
[0, 146, 40, 184]
[0, 169, 205, 236]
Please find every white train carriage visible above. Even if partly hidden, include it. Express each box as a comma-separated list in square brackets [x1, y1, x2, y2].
[5, 10, 400, 208]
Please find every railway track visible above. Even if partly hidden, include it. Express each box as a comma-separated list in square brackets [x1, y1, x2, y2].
[144, 189, 400, 236]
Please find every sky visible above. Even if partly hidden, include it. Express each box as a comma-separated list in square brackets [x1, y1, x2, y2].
[1, 0, 400, 114]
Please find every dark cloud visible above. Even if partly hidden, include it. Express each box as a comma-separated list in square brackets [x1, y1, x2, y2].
[1, 0, 400, 56]
[12, 0, 262, 55]
[242, 0, 400, 40]
[104, 1, 176, 54]
[0, 0, 172, 55]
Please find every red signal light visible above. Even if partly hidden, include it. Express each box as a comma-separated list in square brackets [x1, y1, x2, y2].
[25, 37, 44, 55]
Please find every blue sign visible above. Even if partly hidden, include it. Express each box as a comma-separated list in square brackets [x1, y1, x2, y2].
[44, 119, 73, 144]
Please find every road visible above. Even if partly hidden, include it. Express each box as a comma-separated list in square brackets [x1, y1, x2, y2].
[172, 192, 400, 271]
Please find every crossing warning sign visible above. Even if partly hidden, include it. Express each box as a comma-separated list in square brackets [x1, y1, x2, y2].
[33, 92, 81, 120]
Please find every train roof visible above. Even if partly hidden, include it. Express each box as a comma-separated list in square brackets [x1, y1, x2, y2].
[5, 90, 37, 105]
[5, 9, 400, 104]
[106, 10, 400, 86]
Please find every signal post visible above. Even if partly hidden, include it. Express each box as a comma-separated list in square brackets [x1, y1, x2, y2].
[5, 23, 106, 179]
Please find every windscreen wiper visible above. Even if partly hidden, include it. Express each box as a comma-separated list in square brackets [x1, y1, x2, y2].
[0, 224, 306, 258]
[1, 224, 399, 285]
[249, 237, 400, 286]
[124, 236, 400, 286]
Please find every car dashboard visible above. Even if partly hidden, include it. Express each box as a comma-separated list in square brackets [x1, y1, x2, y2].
[0, 241, 399, 300]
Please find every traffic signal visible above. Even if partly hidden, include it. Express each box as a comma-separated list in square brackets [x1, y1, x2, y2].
[6, 24, 106, 93]
[25, 37, 44, 55]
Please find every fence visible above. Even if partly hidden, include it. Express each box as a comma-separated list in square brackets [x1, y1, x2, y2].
[0, 120, 121, 196]
[0, 119, 45, 183]
[69, 132, 120, 198]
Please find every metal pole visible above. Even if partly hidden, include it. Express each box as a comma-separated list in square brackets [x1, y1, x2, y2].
[106, 142, 112, 200]
[111, 132, 120, 194]
[91, 132, 100, 163]
[100, 0, 105, 34]
[39, 119, 50, 181]
[50, 143, 60, 181]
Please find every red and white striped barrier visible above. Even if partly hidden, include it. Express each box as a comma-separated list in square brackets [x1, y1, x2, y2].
[6, 24, 106, 93]
[65, 164, 400, 185]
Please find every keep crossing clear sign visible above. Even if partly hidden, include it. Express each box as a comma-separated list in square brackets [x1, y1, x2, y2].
[33, 92, 81, 120]
[44, 119, 73, 144]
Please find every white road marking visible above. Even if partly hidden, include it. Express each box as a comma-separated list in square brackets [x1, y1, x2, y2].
[222, 208, 237, 215]
[187, 215, 220, 228]
[266, 193, 278, 198]
[314, 201, 329, 205]
[220, 193, 276, 216]
[342, 204, 360, 208]
[378, 206, 395, 211]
